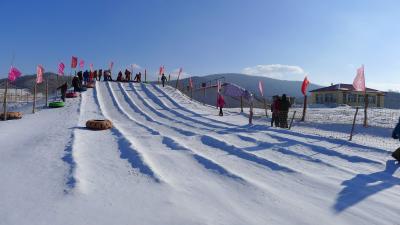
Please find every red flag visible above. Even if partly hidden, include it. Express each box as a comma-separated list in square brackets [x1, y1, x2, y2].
[58, 62, 65, 76]
[71, 56, 78, 68]
[79, 59, 84, 69]
[258, 80, 264, 97]
[301, 76, 310, 96]
[8, 66, 22, 82]
[36, 65, 44, 84]
[90, 63, 94, 72]
[353, 65, 365, 92]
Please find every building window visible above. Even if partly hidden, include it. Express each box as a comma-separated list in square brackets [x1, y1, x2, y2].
[316, 94, 323, 103]
[348, 93, 357, 103]
[324, 93, 337, 103]
[368, 95, 376, 104]
[358, 95, 365, 104]
[343, 93, 347, 104]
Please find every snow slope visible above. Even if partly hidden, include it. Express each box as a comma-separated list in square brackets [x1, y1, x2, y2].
[0, 81, 399, 225]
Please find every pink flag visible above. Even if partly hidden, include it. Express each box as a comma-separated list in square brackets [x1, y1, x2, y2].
[258, 80, 264, 97]
[58, 62, 65, 76]
[79, 59, 85, 69]
[36, 65, 44, 84]
[109, 61, 114, 70]
[90, 63, 94, 72]
[8, 66, 22, 82]
[71, 56, 78, 69]
[353, 65, 365, 92]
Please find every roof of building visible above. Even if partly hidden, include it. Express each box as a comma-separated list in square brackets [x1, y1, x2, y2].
[310, 83, 384, 93]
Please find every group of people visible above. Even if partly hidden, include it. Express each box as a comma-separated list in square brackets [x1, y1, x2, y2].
[270, 94, 292, 128]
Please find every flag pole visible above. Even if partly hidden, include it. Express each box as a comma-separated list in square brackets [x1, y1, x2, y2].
[2, 80, 8, 120]
[301, 95, 307, 121]
[32, 81, 37, 113]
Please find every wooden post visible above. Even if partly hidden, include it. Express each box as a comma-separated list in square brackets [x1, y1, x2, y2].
[2, 80, 9, 121]
[175, 76, 180, 89]
[349, 107, 359, 141]
[190, 87, 193, 100]
[240, 96, 243, 113]
[363, 94, 368, 127]
[168, 74, 171, 83]
[32, 82, 37, 113]
[249, 99, 254, 125]
[301, 95, 307, 121]
[144, 70, 147, 83]
[45, 78, 48, 107]
[288, 111, 297, 130]
[263, 98, 268, 118]
[26, 93, 28, 103]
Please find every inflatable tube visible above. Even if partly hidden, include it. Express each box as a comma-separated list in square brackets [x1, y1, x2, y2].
[85, 82, 95, 88]
[49, 101, 65, 108]
[86, 119, 113, 130]
[80, 87, 87, 92]
[66, 92, 79, 98]
[0, 112, 22, 120]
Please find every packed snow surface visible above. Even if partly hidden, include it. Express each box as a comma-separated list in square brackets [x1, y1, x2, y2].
[0, 82, 399, 225]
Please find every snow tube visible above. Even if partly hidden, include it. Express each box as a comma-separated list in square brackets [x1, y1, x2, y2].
[0, 112, 22, 120]
[66, 92, 79, 98]
[85, 82, 95, 88]
[86, 119, 113, 130]
[49, 101, 65, 108]
[80, 87, 87, 92]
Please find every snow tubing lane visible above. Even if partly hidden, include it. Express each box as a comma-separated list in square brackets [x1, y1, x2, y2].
[0, 112, 22, 120]
[66, 92, 79, 98]
[86, 119, 113, 130]
[49, 101, 65, 108]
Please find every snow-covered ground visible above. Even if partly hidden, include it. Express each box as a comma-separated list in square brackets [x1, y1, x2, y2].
[0, 81, 399, 225]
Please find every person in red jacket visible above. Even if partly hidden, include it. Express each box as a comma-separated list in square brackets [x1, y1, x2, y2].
[217, 93, 225, 116]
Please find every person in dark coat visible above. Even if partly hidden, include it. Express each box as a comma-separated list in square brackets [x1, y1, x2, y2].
[72, 75, 81, 92]
[279, 94, 291, 128]
[161, 73, 167, 87]
[138, 72, 142, 82]
[271, 95, 280, 127]
[77, 71, 83, 85]
[125, 69, 131, 81]
[392, 118, 400, 161]
[117, 71, 123, 82]
[98, 69, 103, 81]
[83, 70, 89, 85]
[93, 70, 98, 81]
[57, 82, 68, 102]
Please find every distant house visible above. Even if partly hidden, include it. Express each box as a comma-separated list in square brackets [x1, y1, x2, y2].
[310, 84, 385, 107]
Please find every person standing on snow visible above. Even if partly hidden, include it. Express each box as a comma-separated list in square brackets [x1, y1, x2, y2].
[57, 82, 68, 102]
[271, 95, 280, 127]
[217, 93, 225, 116]
[279, 94, 291, 128]
[72, 75, 81, 92]
[161, 73, 167, 87]
[391, 118, 400, 161]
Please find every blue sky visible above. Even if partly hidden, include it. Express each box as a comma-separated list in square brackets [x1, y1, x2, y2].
[0, 0, 399, 90]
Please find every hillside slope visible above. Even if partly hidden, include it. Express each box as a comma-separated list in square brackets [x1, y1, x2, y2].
[0, 81, 398, 225]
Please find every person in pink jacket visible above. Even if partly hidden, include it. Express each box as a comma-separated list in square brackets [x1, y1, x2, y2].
[217, 94, 225, 116]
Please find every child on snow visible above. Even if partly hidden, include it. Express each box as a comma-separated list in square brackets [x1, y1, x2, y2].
[217, 94, 225, 116]
[391, 118, 400, 161]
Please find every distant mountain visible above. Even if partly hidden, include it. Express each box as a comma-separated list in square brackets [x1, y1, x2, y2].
[177, 73, 321, 98]
[0, 73, 73, 94]
[170, 73, 322, 107]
